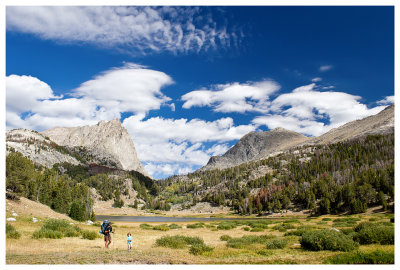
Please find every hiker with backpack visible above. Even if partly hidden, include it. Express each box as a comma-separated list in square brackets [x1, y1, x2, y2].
[99, 220, 114, 248]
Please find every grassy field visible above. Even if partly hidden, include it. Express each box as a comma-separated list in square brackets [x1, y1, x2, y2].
[6, 213, 394, 264]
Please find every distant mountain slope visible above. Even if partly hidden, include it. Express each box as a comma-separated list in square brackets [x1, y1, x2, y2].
[41, 119, 149, 177]
[202, 127, 310, 170]
[6, 129, 81, 168]
[310, 104, 394, 145]
[200, 105, 394, 171]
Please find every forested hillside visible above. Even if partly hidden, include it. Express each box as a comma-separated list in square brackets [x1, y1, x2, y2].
[159, 134, 394, 215]
[6, 132, 394, 219]
[6, 153, 166, 221]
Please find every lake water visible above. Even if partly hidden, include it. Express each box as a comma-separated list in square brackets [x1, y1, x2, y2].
[96, 215, 279, 223]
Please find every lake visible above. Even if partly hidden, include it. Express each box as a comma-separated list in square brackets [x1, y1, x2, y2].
[96, 215, 281, 223]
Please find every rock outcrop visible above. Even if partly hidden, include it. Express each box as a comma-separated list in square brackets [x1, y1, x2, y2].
[41, 119, 149, 177]
[6, 129, 81, 168]
[202, 127, 310, 170]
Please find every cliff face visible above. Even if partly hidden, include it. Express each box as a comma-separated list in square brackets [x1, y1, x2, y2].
[41, 119, 149, 177]
[202, 127, 310, 170]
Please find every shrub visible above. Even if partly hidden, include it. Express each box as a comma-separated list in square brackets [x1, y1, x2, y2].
[81, 230, 100, 240]
[153, 224, 170, 231]
[226, 234, 276, 249]
[325, 250, 394, 264]
[266, 238, 288, 249]
[32, 229, 63, 239]
[168, 224, 181, 229]
[247, 221, 270, 229]
[6, 223, 21, 239]
[353, 222, 394, 245]
[284, 225, 315, 237]
[283, 219, 300, 224]
[340, 228, 355, 235]
[322, 218, 332, 221]
[257, 250, 274, 256]
[243, 226, 250, 231]
[155, 235, 204, 249]
[187, 223, 205, 229]
[220, 235, 232, 241]
[216, 222, 237, 230]
[32, 219, 81, 239]
[333, 217, 360, 224]
[272, 223, 295, 232]
[189, 243, 214, 255]
[250, 227, 264, 232]
[300, 229, 358, 251]
[139, 224, 153, 230]
[42, 219, 81, 233]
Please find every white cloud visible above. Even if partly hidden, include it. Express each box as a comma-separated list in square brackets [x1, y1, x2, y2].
[6, 75, 60, 114]
[377, 95, 394, 105]
[253, 83, 387, 136]
[181, 80, 280, 113]
[74, 63, 173, 114]
[253, 114, 326, 137]
[144, 163, 195, 179]
[123, 114, 255, 146]
[319, 65, 333, 72]
[6, 6, 237, 55]
[206, 144, 230, 156]
[121, 114, 254, 177]
[6, 64, 173, 131]
[311, 77, 322, 82]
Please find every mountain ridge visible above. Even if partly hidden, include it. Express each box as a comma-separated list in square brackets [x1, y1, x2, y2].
[200, 105, 394, 171]
[201, 127, 310, 171]
[41, 119, 149, 177]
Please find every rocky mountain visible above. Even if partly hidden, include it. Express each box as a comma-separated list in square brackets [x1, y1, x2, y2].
[6, 129, 81, 168]
[309, 104, 394, 145]
[41, 119, 149, 177]
[201, 105, 394, 171]
[202, 127, 310, 170]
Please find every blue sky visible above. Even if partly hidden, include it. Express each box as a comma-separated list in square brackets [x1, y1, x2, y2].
[6, 6, 394, 179]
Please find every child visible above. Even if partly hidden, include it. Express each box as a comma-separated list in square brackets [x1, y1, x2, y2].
[127, 232, 132, 251]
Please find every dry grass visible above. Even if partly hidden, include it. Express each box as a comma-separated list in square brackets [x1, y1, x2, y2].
[6, 211, 394, 264]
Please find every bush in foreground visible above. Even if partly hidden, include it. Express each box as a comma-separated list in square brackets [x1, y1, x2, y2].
[153, 224, 170, 231]
[168, 224, 181, 229]
[33, 229, 63, 239]
[353, 222, 394, 245]
[220, 235, 232, 241]
[325, 250, 394, 264]
[6, 223, 21, 239]
[226, 234, 276, 249]
[32, 219, 81, 239]
[284, 226, 315, 237]
[81, 230, 100, 240]
[265, 239, 288, 249]
[139, 224, 153, 230]
[187, 223, 205, 229]
[300, 229, 358, 252]
[155, 235, 204, 249]
[189, 243, 214, 255]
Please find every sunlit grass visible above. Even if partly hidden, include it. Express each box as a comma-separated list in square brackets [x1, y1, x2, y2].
[6, 213, 394, 264]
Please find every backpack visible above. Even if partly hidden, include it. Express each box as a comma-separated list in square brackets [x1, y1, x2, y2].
[99, 220, 109, 234]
